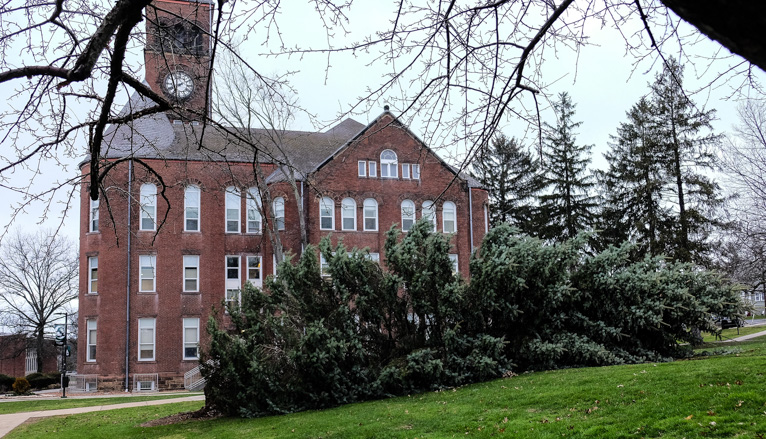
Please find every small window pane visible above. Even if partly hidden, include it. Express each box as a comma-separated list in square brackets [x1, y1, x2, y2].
[402, 164, 410, 179]
[412, 164, 420, 180]
[358, 161, 366, 177]
[273, 197, 285, 230]
[368, 161, 377, 178]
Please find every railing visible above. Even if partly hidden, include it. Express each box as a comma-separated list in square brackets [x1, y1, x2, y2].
[133, 373, 158, 392]
[68, 374, 98, 392]
[184, 365, 205, 391]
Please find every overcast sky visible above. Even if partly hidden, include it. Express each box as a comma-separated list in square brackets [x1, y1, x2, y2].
[0, 2, 763, 243]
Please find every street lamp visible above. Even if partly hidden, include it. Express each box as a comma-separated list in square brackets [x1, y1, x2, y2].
[53, 312, 68, 399]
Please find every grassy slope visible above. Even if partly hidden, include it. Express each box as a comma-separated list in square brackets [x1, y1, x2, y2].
[0, 393, 198, 415]
[8, 340, 766, 438]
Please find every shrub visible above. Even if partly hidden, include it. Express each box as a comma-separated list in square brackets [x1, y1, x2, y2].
[12, 377, 31, 395]
[0, 373, 14, 392]
[25, 372, 61, 389]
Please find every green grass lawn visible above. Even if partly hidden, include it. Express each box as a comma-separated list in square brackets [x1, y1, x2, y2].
[8, 341, 766, 438]
[0, 393, 199, 415]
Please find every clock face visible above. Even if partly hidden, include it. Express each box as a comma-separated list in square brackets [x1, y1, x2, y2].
[163, 71, 194, 100]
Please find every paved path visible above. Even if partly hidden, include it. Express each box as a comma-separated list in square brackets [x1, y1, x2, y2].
[0, 394, 204, 437]
[721, 329, 766, 343]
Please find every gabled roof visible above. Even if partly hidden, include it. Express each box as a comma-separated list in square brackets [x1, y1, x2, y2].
[97, 94, 483, 188]
[311, 109, 484, 189]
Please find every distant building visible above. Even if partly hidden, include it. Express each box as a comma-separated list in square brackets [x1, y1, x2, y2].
[0, 334, 59, 378]
[77, 0, 489, 391]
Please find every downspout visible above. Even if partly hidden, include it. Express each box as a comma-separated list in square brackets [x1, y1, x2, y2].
[300, 180, 305, 253]
[468, 186, 474, 252]
[125, 159, 133, 392]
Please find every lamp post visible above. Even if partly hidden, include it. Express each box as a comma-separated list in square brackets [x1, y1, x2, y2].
[53, 312, 68, 398]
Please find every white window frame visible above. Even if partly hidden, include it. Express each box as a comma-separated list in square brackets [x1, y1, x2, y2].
[402, 164, 410, 179]
[449, 254, 459, 274]
[184, 185, 200, 232]
[138, 318, 156, 361]
[89, 197, 99, 232]
[358, 160, 367, 177]
[183, 255, 199, 292]
[88, 256, 98, 294]
[273, 197, 285, 230]
[320, 253, 330, 277]
[363, 198, 378, 231]
[422, 201, 436, 231]
[380, 149, 398, 178]
[319, 196, 335, 230]
[443, 201, 457, 233]
[139, 255, 156, 292]
[246, 187, 262, 234]
[139, 183, 157, 231]
[341, 198, 356, 231]
[401, 199, 415, 232]
[86, 319, 97, 362]
[225, 255, 240, 305]
[225, 186, 240, 233]
[368, 161, 377, 178]
[412, 164, 421, 180]
[246, 255, 262, 286]
[365, 252, 380, 263]
[182, 317, 200, 360]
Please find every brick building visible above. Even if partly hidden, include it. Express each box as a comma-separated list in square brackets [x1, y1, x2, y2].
[77, 0, 489, 391]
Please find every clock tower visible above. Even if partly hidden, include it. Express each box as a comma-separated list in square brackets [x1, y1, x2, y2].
[145, 0, 212, 120]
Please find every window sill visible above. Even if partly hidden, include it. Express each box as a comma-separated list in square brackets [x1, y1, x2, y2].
[137, 360, 156, 363]
[183, 230, 201, 234]
[181, 291, 201, 295]
[86, 231, 100, 235]
[182, 358, 199, 362]
[137, 291, 157, 295]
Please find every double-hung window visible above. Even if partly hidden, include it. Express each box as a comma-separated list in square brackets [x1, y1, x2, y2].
[341, 198, 356, 230]
[225, 256, 240, 305]
[246, 256, 261, 287]
[380, 150, 398, 178]
[443, 201, 457, 233]
[138, 318, 155, 361]
[88, 256, 98, 294]
[273, 197, 285, 230]
[183, 318, 199, 360]
[449, 254, 459, 274]
[140, 183, 157, 231]
[225, 187, 240, 233]
[422, 201, 436, 231]
[368, 161, 377, 178]
[363, 199, 378, 231]
[412, 164, 421, 180]
[320, 197, 334, 230]
[358, 161, 366, 177]
[184, 185, 200, 231]
[183, 255, 199, 292]
[86, 320, 97, 362]
[402, 164, 411, 179]
[139, 255, 156, 292]
[246, 187, 262, 233]
[89, 198, 99, 232]
[401, 199, 415, 232]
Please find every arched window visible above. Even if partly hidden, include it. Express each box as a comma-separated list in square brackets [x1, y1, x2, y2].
[422, 200, 436, 230]
[140, 183, 157, 231]
[341, 198, 356, 231]
[319, 197, 335, 230]
[363, 199, 378, 231]
[246, 187, 262, 233]
[184, 185, 200, 232]
[443, 201, 457, 233]
[380, 149, 398, 178]
[273, 197, 285, 230]
[401, 199, 415, 232]
[225, 186, 240, 233]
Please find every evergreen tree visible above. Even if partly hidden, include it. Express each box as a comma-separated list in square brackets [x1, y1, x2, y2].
[598, 97, 674, 255]
[538, 92, 597, 242]
[651, 58, 723, 264]
[471, 134, 544, 234]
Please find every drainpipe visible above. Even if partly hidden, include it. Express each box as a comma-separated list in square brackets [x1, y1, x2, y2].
[300, 180, 305, 253]
[468, 186, 474, 252]
[125, 159, 133, 392]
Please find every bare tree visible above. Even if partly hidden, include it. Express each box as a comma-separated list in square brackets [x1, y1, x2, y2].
[0, 230, 78, 373]
[0, 0, 764, 230]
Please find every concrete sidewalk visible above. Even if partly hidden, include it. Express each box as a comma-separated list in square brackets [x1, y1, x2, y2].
[0, 394, 204, 437]
[721, 329, 766, 343]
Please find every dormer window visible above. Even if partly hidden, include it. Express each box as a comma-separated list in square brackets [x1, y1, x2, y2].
[380, 150, 398, 178]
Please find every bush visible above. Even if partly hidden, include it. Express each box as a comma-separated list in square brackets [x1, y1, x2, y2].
[12, 377, 31, 395]
[25, 372, 61, 389]
[0, 373, 14, 392]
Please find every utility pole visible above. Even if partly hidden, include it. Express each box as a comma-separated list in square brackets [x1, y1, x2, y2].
[54, 312, 68, 398]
